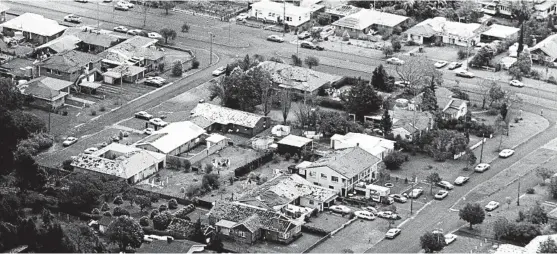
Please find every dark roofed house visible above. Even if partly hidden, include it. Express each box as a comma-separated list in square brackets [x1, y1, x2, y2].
[19, 76, 73, 109]
[63, 27, 125, 54]
[390, 108, 434, 141]
[0, 58, 36, 80]
[38, 50, 102, 83]
[531, 34, 557, 63]
[413, 87, 468, 120]
[98, 35, 163, 73]
[191, 103, 270, 137]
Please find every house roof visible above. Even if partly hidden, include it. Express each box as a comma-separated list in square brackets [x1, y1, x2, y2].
[25, 76, 73, 91]
[20, 80, 66, 101]
[330, 132, 394, 157]
[206, 133, 227, 144]
[481, 24, 519, 39]
[531, 33, 557, 60]
[136, 121, 206, 154]
[36, 35, 81, 53]
[63, 27, 121, 48]
[215, 219, 237, 228]
[39, 50, 101, 73]
[406, 17, 482, 39]
[258, 61, 343, 93]
[191, 103, 265, 129]
[71, 143, 165, 179]
[234, 214, 261, 233]
[98, 36, 162, 64]
[524, 234, 557, 253]
[189, 115, 214, 129]
[333, 9, 408, 30]
[413, 86, 455, 110]
[325, 4, 362, 17]
[493, 244, 525, 254]
[307, 146, 381, 178]
[136, 239, 206, 253]
[277, 134, 312, 148]
[390, 108, 433, 133]
[1, 13, 66, 37]
[0, 58, 34, 78]
[103, 65, 146, 78]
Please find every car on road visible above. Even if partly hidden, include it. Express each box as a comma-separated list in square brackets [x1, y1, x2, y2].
[236, 13, 248, 21]
[385, 228, 401, 239]
[126, 29, 143, 36]
[408, 188, 424, 199]
[355, 211, 376, 220]
[267, 35, 285, 43]
[149, 118, 168, 127]
[298, 31, 311, 40]
[63, 137, 78, 147]
[64, 14, 82, 23]
[445, 233, 457, 245]
[389, 194, 407, 203]
[143, 128, 154, 135]
[329, 205, 351, 214]
[135, 111, 153, 120]
[212, 66, 226, 76]
[300, 41, 324, 50]
[386, 57, 404, 65]
[447, 62, 462, 70]
[474, 163, 490, 172]
[115, 4, 129, 11]
[117, 1, 134, 8]
[455, 70, 475, 78]
[510, 80, 525, 87]
[454, 176, 470, 186]
[377, 211, 400, 220]
[485, 201, 500, 211]
[148, 32, 163, 39]
[499, 149, 515, 158]
[113, 26, 128, 33]
[84, 147, 98, 154]
[434, 190, 449, 200]
[144, 77, 166, 87]
[434, 60, 448, 68]
[75, 0, 88, 3]
[364, 206, 378, 214]
[437, 181, 454, 190]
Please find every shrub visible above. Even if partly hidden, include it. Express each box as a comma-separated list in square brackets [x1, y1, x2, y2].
[258, 176, 268, 185]
[526, 188, 535, 194]
[205, 163, 214, 174]
[91, 110, 97, 116]
[113, 196, 124, 205]
[487, 108, 499, 116]
[548, 76, 557, 84]
[91, 208, 100, 214]
[153, 211, 173, 230]
[172, 60, 183, 77]
[150, 209, 160, 219]
[174, 204, 195, 220]
[383, 151, 406, 170]
[103, 211, 112, 217]
[272, 153, 280, 163]
[62, 110, 68, 116]
[458, 49, 467, 60]
[99, 106, 106, 112]
[113, 206, 130, 216]
[318, 97, 344, 110]
[180, 187, 185, 193]
[101, 202, 110, 211]
[159, 204, 168, 212]
[139, 216, 150, 226]
[284, 153, 291, 161]
[530, 70, 541, 80]
[302, 224, 330, 236]
[168, 199, 178, 210]
[62, 159, 74, 171]
[192, 58, 200, 69]
[202, 174, 220, 190]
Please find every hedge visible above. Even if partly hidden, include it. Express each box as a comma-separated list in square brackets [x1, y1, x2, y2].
[302, 224, 330, 236]
[317, 97, 344, 110]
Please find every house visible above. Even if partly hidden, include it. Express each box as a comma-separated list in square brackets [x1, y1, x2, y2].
[102, 64, 145, 84]
[209, 201, 302, 244]
[330, 132, 394, 159]
[35, 35, 82, 55]
[325, 4, 361, 23]
[413, 86, 468, 119]
[480, 0, 514, 17]
[71, 143, 166, 184]
[19, 76, 72, 109]
[98, 35, 164, 73]
[190, 103, 270, 137]
[249, 1, 312, 27]
[405, 17, 483, 46]
[332, 9, 408, 39]
[63, 27, 124, 54]
[135, 121, 207, 156]
[189, 115, 214, 131]
[277, 135, 313, 156]
[97, 216, 113, 234]
[534, 0, 557, 19]
[38, 50, 102, 83]
[0, 58, 36, 80]
[390, 108, 434, 141]
[137, 239, 208, 254]
[0, 13, 66, 44]
[530, 33, 557, 63]
[494, 234, 557, 254]
[480, 24, 520, 43]
[0, 3, 9, 23]
[258, 61, 344, 95]
[303, 146, 382, 196]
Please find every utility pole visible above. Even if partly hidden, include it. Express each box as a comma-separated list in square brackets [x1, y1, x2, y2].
[283, 0, 286, 37]
[517, 180, 521, 206]
[479, 137, 485, 163]
[410, 180, 416, 214]
[209, 32, 214, 65]
[466, 39, 470, 71]
[228, 20, 231, 45]
[143, 3, 148, 28]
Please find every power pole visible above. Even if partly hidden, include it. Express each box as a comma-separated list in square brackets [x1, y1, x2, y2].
[209, 32, 214, 65]
[228, 21, 231, 45]
[410, 180, 415, 214]
[517, 180, 521, 206]
[479, 137, 485, 163]
[283, 0, 286, 37]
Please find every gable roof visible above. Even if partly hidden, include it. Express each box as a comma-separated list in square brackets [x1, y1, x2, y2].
[36, 35, 81, 53]
[0, 58, 35, 78]
[1, 13, 66, 37]
[39, 50, 101, 73]
[277, 135, 312, 148]
[191, 103, 265, 129]
[189, 115, 214, 129]
[330, 132, 395, 157]
[481, 24, 519, 39]
[258, 61, 343, 93]
[136, 121, 206, 154]
[325, 4, 362, 17]
[307, 146, 381, 178]
[390, 108, 433, 133]
[531, 33, 557, 60]
[234, 214, 261, 233]
[21, 79, 65, 101]
[63, 27, 121, 48]
[98, 36, 162, 64]
[406, 17, 482, 39]
[333, 9, 408, 30]
[25, 76, 73, 91]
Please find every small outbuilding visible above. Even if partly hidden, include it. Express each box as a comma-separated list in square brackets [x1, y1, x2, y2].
[277, 134, 313, 156]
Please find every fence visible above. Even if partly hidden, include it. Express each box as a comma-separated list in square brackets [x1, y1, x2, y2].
[132, 186, 193, 206]
[233, 151, 274, 177]
[301, 217, 358, 253]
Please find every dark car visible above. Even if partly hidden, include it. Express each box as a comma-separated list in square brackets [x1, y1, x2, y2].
[300, 41, 324, 51]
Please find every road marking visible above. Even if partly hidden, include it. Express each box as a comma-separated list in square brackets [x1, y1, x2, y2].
[75, 123, 85, 128]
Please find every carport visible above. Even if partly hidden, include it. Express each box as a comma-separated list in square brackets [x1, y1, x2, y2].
[78, 81, 102, 94]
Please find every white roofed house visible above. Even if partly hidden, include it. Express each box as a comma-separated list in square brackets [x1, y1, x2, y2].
[190, 103, 270, 137]
[250, 0, 312, 28]
[1, 13, 66, 45]
[135, 121, 207, 156]
[405, 17, 483, 46]
[277, 135, 313, 156]
[330, 132, 395, 159]
[530, 33, 557, 63]
[98, 36, 163, 73]
[480, 24, 520, 43]
[332, 9, 408, 39]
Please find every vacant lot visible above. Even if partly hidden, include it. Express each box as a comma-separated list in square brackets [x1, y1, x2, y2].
[305, 212, 351, 233]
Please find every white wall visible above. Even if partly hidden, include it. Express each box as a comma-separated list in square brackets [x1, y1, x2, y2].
[250, 3, 311, 27]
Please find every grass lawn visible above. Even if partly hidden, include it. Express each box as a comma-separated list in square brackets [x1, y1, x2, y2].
[421, 45, 475, 63]
[310, 219, 386, 253]
[441, 234, 498, 253]
[305, 212, 351, 233]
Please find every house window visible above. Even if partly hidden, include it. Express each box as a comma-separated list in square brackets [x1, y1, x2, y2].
[342, 179, 346, 183]
[314, 182, 320, 186]
[320, 173, 327, 179]
[299, 16, 301, 21]
[331, 176, 339, 182]
[309, 200, 314, 205]
[329, 186, 334, 189]
[237, 230, 246, 238]
[309, 171, 316, 177]
[286, 16, 292, 21]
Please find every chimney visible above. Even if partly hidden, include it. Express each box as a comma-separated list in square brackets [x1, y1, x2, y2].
[356, 143, 359, 147]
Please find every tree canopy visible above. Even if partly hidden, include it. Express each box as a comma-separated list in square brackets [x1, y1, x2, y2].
[459, 203, 485, 229]
[107, 216, 144, 252]
[341, 78, 382, 122]
[420, 232, 446, 253]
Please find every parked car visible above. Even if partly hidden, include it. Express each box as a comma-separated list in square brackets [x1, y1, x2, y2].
[447, 62, 462, 70]
[117, 1, 134, 8]
[510, 80, 524, 87]
[377, 211, 400, 220]
[63, 137, 78, 147]
[437, 181, 454, 190]
[434, 60, 448, 68]
[474, 163, 491, 172]
[408, 188, 424, 199]
[445, 233, 457, 245]
[134, 111, 153, 120]
[364, 206, 378, 214]
[386, 57, 404, 65]
[84, 147, 98, 154]
[455, 70, 475, 78]
[454, 176, 470, 186]
[434, 190, 449, 200]
[236, 13, 248, 21]
[499, 149, 515, 158]
[300, 41, 324, 50]
[144, 77, 166, 87]
[148, 32, 163, 39]
[126, 29, 143, 36]
[355, 211, 375, 220]
[212, 66, 226, 76]
[267, 35, 285, 43]
[329, 205, 351, 214]
[75, 0, 88, 3]
[298, 31, 311, 40]
[385, 228, 401, 239]
[115, 4, 129, 11]
[113, 26, 128, 33]
[389, 194, 407, 203]
[64, 14, 82, 23]
[485, 201, 500, 211]
[143, 128, 154, 135]
[149, 118, 168, 127]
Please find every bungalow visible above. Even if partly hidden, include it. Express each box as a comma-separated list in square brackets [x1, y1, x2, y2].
[413, 86, 468, 119]
[0, 58, 36, 81]
[38, 50, 102, 83]
[480, 24, 520, 43]
[98, 35, 164, 73]
[332, 9, 408, 39]
[135, 121, 207, 156]
[190, 103, 270, 137]
[257, 61, 344, 95]
[303, 146, 382, 196]
[35, 35, 82, 55]
[102, 64, 145, 84]
[330, 132, 394, 159]
[63, 27, 124, 54]
[209, 201, 302, 244]
[249, 1, 312, 27]
[1, 13, 66, 44]
[325, 4, 361, 23]
[71, 143, 166, 184]
[480, 0, 513, 17]
[276, 134, 313, 156]
[19, 76, 72, 109]
[390, 108, 434, 141]
[534, 0, 557, 19]
[405, 17, 483, 46]
[530, 33, 557, 63]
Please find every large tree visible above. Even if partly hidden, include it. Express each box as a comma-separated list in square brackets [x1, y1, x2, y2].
[160, 28, 177, 44]
[459, 203, 485, 229]
[425, 172, 441, 195]
[280, 89, 292, 125]
[420, 86, 438, 111]
[395, 56, 442, 96]
[342, 78, 382, 122]
[209, 66, 270, 112]
[304, 56, 319, 69]
[420, 232, 446, 253]
[161, 1, 176, 15]
[106, 216, 144, 252]
[63, 223, 106, 253]
[372, 65, 393, 92]
[318, 111, 362, 137]
[511, 0, 531, 57]
[381, 109, 392, 136]
[13, 149, 46, 192]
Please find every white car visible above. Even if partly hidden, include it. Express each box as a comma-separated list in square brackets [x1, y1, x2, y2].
[355, 211, 376, 220]
[63, 137, 78, 147]
[148, 32, 163, 39]
[408, 188, 424, 199]
[377, 211, 400, 220]
[499, 149, 515, 158]
[236, 13, 248, 21]
[212, 66, 226, 76]
[455, 70, 475, 78]
[84, 147, 98, 154]
[454, 176, 470, 186]
[437, 181, 454, 190]
[267, 35, 285, 43]
[143, 128, 154, 135]
[117, 1, 134, 8]
[389, 194, 407, 203]
[364, 206, 378, 214]
[448, 62, 463, 70]
[434, 60, 448, 68]
[149, 118, 168, 127]
[474, 163, 490, 172]
[386, 57, 404, 65]
[485, 201, 500, 211]
[510, 80, 525, 87]
[297, 31, 311, 40]
[113, 26, 128, 33]
[115, 4, 129, 11]
[329, 205, 351, 214]
[134, 111, 153, 120]
[385, 228, 401, 239]
[64, 14, 82, 23]
[445, 233, 457, 245]
[394, 80, 410, 87]
[434, 190, 449, 200]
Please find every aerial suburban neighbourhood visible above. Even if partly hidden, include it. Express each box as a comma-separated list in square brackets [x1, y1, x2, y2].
[3, 0, 557, 253]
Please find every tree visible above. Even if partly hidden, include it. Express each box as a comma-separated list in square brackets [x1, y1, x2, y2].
[383, 45, 394, 57]
[488, 83, 506, 106]
[14, 149, 46, 192]
[113, 196, 124, 205]
[341, 78, 382, 122]
[152, 211, 173, 230]
[181, 22, 190, 33]
[493, 217, 509, 240]
[318, 111, 362, 137]
[381, 109, 392, 136]
[395, 56, 442, 96]
[202, 174, 220, 190]
[539, 238, 557, 253]
[280, 89, 292, 125]
[209, 66, 270, 112]
[171, 60, 183, 77]
[372, 65, 393, 92]
[135, 195, 152, 212]
[420, 232, 446, 253]
[304, 56, 319, 69]
[420, 86, 438, 111]
[511, 0, 531, 57]
[466, 149, 477, 169]
[161, 1, 176, 15]
[160, 28, 177, 44]
[192, 218, 206, 244]
[383, 151, 406, 170]
[310, 28, 322, 41]
[423, 130, 468, 161]
[106, 216, 144, 252]
[455, 0, 482, 23]
[529, 202, 548, 225]
[426, 172, 441, 195]
[63, 223, 106, 253]
[168, 199, 178, 210]
[207, 231, 224, 252]
[536, 167, 554, 183]
[391, 36, 402, 52]
[470, 46, 495, 67]
[295, 100, 318, 129]
[291, 54, 302, 67]
[500, 102, 508, 120]
[459, 203, 485, 229]
[515, 49, 532, 74]
[260, 73, 273, 117]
